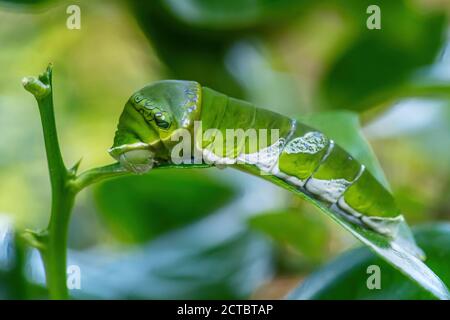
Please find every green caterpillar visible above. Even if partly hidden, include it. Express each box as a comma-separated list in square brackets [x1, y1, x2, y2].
[109, 80, 415, 249]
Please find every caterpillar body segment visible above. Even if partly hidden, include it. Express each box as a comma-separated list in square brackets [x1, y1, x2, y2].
[109, 80, 418, 256]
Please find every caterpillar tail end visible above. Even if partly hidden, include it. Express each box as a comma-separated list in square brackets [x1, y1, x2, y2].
[391, 215, 426, 261]
[337, 207, 425, 261]
[359, 214, 425, 260]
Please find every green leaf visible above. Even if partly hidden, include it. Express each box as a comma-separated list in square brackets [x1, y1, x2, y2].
[249, 111, 450, 299]
[248, 210, 330, 262]
[320, 0, 446, 112]
[288, 223, 450, 299]
[93, 169, 235, 243]
[300, 110, 389, 189]
[262, 177, 450, 299]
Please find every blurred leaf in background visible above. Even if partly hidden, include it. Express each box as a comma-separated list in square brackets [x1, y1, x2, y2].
[0, 0, 52, 6]
[363, 98, 450, 224]
[248, 209, 330, 264]
[93, 169, 236, 243]
[288, 223, 450, 299]
[0, 216, 45, 299]
[0, 216, 24, 299]
[127, 0, 311, 98]
[319, 0, 447, 112]
[154, 0, 307, 29]
[67, 227, 272, 299]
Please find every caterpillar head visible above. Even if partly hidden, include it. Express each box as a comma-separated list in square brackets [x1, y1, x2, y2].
[109, 80, 201, 173]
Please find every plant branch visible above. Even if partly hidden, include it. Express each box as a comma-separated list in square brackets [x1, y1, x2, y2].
[70, 162, 128, 193]
[23, 64, 133, 299]
[22, 65, 139, 299]
[70, 162, 211, 193]
[23, 64, 73, 299]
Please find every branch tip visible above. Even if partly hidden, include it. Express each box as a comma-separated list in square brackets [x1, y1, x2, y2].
[22, 76, 51, 99]
[38, 63, 53, 84]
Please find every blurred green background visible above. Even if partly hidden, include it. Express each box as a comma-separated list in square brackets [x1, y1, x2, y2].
[0, 0, 449, 299]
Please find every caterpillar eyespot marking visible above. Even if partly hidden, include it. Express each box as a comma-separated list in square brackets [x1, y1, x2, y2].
[130, 93, 172, 130]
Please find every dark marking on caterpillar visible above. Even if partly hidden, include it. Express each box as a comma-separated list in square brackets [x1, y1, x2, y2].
[131, 93, 171, 130]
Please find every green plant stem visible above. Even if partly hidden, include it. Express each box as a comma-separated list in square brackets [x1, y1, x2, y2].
[23, 66, 71, 299]
[44, 163, 128, 299]
[44, 191, 74, 299]
[23, 65, 130, 299]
